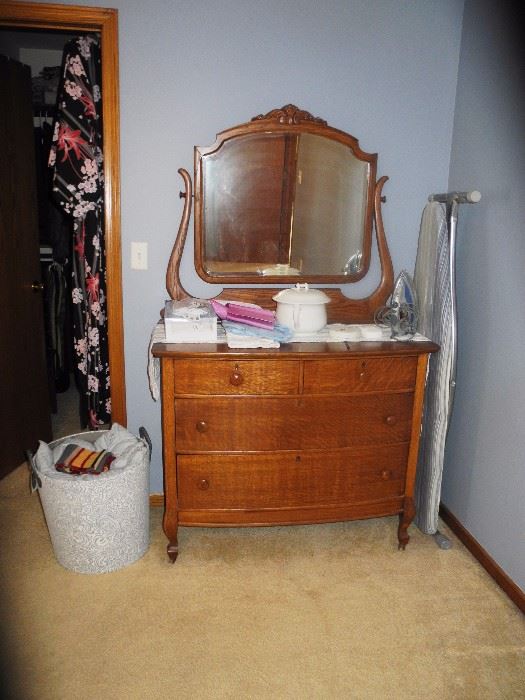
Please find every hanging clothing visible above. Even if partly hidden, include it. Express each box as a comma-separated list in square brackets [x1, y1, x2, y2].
[43, 260, 70, 393]
[49, 35, 110, 429]
[35, 121, 72, 263]
[37, 120, 73, 398]
[413, 202, 453, 534]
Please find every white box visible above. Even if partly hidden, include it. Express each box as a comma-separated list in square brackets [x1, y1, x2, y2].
[164, 299, 217, 343]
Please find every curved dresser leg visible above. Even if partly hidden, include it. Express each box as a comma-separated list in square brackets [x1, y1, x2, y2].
[167, 539, 179, 563]
[163, 507, 179, 563]
[398, 497, 416, 550]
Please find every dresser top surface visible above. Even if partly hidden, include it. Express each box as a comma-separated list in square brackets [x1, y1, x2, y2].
[151, 339, 439, 360]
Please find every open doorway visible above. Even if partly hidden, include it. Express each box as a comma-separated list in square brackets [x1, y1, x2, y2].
[0, 3, 125, 477]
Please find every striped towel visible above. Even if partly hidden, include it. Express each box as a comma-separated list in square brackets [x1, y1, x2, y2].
[55, 444, 115, 475]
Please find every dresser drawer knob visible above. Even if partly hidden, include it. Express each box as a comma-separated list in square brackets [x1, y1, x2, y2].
[380, 469, 392, 480]
[198, 479, 210, 490]
[385, 415, 397, 426]
[196, 420, 208, 433]
[359, 371, 367, 379]
[229, 364, 244, 386]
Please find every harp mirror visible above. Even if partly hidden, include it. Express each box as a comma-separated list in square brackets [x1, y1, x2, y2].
[167, 105, 393, 322]
[194, 105, 377, 284]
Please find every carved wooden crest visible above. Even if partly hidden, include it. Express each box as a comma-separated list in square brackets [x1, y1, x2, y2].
[252, 104, 327, 126]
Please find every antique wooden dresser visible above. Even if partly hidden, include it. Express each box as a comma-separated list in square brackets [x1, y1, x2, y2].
[152, 341, 437, 561]
[152, 105, 438, 561]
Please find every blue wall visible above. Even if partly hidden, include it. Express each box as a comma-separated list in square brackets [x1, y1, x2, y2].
[34, 0, 465, 493]
[443, 0, 525, 591]
[119, 0, 464, 492]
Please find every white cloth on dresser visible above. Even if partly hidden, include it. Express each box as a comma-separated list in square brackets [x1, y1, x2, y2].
[148, 321, 165, 401]
[326, 324, 430, 343]
[413, 202, 453, 534]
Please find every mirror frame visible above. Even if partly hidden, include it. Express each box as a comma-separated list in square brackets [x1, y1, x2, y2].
[167, 105, 394, 324]
[194, 104, 377, 285]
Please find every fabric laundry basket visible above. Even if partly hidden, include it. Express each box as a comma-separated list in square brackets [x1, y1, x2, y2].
[29, 424, 151, 574]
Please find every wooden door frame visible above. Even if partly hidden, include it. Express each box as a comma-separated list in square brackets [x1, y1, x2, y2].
[0, 1, 126, 425]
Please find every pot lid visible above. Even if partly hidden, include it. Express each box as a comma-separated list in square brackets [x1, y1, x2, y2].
[272, 283, 330, 305]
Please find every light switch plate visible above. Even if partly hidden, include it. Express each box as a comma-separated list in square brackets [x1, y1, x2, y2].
[131, 242, 148, 270]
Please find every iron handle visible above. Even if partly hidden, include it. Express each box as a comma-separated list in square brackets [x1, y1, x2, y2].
[31, 281, 44, 293]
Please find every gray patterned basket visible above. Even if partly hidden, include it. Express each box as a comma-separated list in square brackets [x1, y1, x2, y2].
[29, 427, 151, 574]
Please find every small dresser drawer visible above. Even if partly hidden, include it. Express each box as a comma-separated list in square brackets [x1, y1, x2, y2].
[174, 393, 414, 451]
[177, 444, 409, 510]
[303, 356, 417, 394]
[173, 359, 300, 395]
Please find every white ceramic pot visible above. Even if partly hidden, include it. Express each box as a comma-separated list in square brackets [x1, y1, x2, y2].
[273, 283, 330, 334]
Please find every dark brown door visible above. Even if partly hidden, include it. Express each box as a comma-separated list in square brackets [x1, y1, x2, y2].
[0, 55, 52, 479]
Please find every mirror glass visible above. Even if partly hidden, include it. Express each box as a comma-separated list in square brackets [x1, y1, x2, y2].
[195, 111, 375, 282]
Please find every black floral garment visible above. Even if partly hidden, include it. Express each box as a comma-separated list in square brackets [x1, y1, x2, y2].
[49, 35, 110, 428]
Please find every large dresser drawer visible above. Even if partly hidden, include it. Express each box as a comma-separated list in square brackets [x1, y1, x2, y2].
[174, 393, 414, 451]
[173, 359, 300, 395]
[177, 444, 409, 509]
[303, 356, 417, 394]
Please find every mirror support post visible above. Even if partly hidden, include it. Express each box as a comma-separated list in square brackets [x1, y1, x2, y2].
[166, 168, 192, 300]
[366, 175, 394, 315]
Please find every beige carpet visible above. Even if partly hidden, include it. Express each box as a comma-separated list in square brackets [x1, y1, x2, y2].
[1, 465, 524, 700]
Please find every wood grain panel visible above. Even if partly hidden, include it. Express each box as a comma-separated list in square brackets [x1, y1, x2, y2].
[303, 356, 417, 393]
[174, 393, 413, 451]
[173, 359, 300, 395]
[178, 498, 404, 526]
[177, 444, 409, 509]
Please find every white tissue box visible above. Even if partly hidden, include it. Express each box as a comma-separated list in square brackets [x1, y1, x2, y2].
[164, 299, 217, 343]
